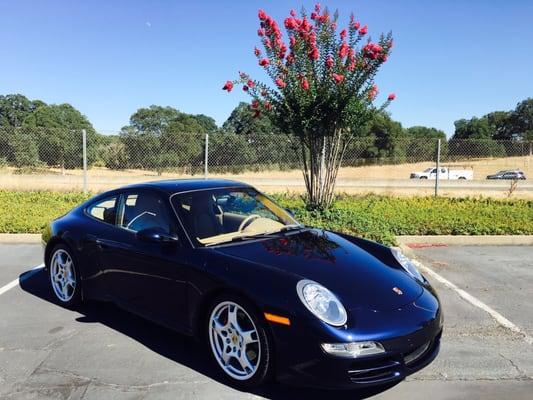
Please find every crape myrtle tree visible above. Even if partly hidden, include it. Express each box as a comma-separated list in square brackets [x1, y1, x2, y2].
[223, 4, 395, 209]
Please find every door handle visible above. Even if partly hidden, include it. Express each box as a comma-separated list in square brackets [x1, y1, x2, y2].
[86, 235, 107, 249]
[86, 234, 98, 244]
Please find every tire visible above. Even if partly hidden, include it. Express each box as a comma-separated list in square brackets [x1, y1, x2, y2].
[458, 177, 466, 180]
[48, 244, 82, 307]
[206, 294, 273, 388]
[420, 176, 428, 179]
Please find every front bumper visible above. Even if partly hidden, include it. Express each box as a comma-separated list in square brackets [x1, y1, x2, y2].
[270, 288, 443, 389]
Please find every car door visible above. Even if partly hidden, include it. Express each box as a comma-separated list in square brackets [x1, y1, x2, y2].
[82, 194, 120, 298]
[503, 172, 515, 180]
[97, 189, 190, 329]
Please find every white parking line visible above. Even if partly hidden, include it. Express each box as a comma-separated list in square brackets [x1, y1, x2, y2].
[412, 259, 533, 346]
[0, 264, 44, 296]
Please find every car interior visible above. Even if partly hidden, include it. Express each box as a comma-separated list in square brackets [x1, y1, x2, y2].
[89, 190, 292, 244]
[119, 193, 171, 233]
[88, 193, 172, 234]
[176, 191, 288, 242]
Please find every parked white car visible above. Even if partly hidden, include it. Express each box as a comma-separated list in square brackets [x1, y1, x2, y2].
[410, 167, 473, 180]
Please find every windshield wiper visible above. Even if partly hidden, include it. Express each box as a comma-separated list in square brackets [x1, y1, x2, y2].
[278, 224, 306, 233]
[229, 232, 280, 243]
[206, 226, 307, 246]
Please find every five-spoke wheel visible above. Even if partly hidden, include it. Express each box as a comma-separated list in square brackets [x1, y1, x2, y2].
[49, 245, 81, 306]
[207, 295, 272, 387]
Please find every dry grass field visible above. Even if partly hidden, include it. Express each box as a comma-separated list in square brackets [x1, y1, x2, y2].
[1, 155, 532, 198]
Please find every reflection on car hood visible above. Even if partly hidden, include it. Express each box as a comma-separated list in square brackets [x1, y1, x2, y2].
[213, 229, 424, 311]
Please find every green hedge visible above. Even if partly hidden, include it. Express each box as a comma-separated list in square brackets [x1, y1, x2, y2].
[1, 191, 91, 234]
[3, 191, 532, 246]
[276, 194, 533, 245]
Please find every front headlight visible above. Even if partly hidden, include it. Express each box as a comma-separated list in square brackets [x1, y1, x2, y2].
[296, 279, 348, 326]
[391, 248, 424, 282]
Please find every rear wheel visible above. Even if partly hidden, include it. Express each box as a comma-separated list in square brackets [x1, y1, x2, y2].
[206, 294, 273, 388]
[49, 244, 81, 307]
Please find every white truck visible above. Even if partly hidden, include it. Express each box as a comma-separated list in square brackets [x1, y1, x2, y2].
[410, 166, 473, 180]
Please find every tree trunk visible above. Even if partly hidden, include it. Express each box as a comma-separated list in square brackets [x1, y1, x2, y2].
[298, 128, 348, 210]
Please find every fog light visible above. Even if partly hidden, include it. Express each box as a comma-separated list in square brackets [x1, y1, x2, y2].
[321, 341, 385, 358]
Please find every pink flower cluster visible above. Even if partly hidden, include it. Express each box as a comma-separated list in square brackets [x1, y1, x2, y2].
[297, 74, 310, 90]
[258, 9, 287, 59]
[362, 43, 383, 60]
[310, 3, 330, 24]
[368, 84, 378, 101]
[222, 81, 233, 92]
[275, 77, 287, 88]
[283, 12, 318, 61]
[349, 14, 367, 35]
[221, 4, 396, 108]
[332, 73, 344, 84]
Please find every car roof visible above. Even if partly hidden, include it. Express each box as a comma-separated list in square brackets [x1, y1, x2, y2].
[113, 178, 252, 195]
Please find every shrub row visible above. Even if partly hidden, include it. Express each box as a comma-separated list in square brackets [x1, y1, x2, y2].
[2, 191, 532, 246]
[275, 194, 533, 245]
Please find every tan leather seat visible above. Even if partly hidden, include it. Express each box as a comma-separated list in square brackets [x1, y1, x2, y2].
[189, 194, 222, 239]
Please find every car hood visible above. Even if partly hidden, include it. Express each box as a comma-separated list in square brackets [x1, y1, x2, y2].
[213, 229, 424, 312]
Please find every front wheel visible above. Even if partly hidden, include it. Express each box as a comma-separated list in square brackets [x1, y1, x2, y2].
[207, 295, 273, 388]
[49, 244, 82, 307]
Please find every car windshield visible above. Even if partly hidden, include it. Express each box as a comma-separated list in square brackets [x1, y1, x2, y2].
[423, 168, 433, 173]
[171, 187, 301, 246]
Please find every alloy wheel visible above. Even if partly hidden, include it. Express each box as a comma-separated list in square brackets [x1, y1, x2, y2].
[50, 249, 76, 302]
[208, 301, 261, 380]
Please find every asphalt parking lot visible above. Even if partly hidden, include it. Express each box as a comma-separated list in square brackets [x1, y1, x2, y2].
[0, 244, 532, 399]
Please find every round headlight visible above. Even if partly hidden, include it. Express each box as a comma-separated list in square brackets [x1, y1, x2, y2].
[296, 279, 348, 326]
[391, 249, 424, 282]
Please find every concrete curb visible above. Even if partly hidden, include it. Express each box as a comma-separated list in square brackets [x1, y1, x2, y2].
[396, 235, 533, 246]
[0, 234, 42, 244]
[0, 233, 532, 246]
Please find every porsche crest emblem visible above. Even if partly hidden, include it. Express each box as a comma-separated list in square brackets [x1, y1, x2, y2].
[392, 287, 403, 295]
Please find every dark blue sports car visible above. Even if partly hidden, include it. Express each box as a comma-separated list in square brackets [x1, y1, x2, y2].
[42, 179, 442, 389]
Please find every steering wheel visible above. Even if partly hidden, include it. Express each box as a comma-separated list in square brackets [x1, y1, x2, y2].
[238, 214, 261, 232]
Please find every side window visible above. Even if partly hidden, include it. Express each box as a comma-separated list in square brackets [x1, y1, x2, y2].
[431, 169, 437, 174]
[87, 196, 117, 225]
[441, 168, 446, 173]
[119, 192, 172, 233]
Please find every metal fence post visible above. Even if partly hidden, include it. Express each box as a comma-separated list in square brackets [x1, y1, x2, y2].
[204, 133, 209, 179]
[435, 138, 441, 197]
[82, 129, 88, 193]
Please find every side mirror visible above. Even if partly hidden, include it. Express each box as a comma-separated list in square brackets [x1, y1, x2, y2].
[137, 227, 179, 244]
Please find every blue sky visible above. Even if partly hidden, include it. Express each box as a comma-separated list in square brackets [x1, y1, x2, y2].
[0, 0, 532, 135]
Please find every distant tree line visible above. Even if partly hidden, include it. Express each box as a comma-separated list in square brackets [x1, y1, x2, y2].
[0, 94, 531, 172]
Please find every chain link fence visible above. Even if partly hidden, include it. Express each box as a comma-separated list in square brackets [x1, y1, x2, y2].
[0, 127, 532, 196]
